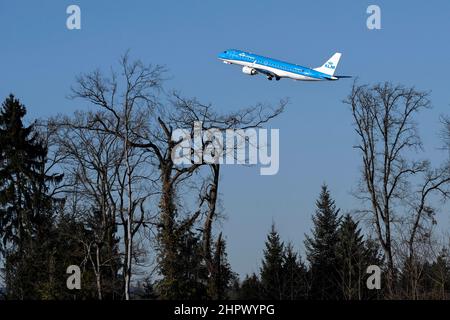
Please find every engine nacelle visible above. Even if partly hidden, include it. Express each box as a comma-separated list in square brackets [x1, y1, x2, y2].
[242, 66, 257, 75]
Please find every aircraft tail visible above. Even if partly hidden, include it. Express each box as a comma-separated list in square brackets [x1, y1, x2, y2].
[314, 52, 342, 76]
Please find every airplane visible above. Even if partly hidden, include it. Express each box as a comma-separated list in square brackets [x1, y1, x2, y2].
[218, 49, 351, 81]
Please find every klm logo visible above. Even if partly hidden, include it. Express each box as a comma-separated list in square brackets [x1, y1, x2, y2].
[325, 61, 335, 69]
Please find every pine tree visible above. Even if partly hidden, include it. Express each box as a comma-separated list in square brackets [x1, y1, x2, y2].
[304, 184, 341, 300]
[137, 277, 158, 300]
[0, 94, 62, 299]
[362, 238, 384, 299]
[228, 278, 241, 300]
[0, 95, 45, 251]
[157, 228, 208, 299]
[282, 243, 308, 300]
[239, 273, 262, 299]
[410, 249, 450, 299]
[335, 214, 367, 300]
[85, 206, 121, 299]
[207, 233, 235, 300]
[61, 214, 99, 299]
[260, 223, 284, 300]
[428, 249, 450, 299]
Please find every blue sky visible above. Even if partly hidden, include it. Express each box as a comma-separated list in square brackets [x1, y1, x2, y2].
[1, 1, 450, 277]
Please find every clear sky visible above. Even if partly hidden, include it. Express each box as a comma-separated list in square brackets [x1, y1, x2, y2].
[1, 1, 450, 277]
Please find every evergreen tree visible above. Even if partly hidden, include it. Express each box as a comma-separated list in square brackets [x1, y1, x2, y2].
[304, 184, 341, 300]
[406, 248, 450, 300]
[157, 228, 208, 299]
[0, 95, 46, 252]
[335, 214, 367, 300]
[0, 94, 62, 299]
[85, 206, 121, 299]
[228, 278, 241, 300]
[260, 223, 284, 300]
[239, 273, 262, 299]
[137, 277, 158, 300]
[428, 249, 450, 299]
[363, 238, 384, 299]
[207, 233, 235, 300]
[38, 213, 99, 299]
[58, 215, 93, 299]
[282, 243, 308, 300]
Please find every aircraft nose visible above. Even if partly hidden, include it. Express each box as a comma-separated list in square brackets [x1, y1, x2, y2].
[218, 51, 227, 59]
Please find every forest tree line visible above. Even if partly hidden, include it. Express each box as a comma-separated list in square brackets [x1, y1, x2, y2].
[0, 54, 449, 300]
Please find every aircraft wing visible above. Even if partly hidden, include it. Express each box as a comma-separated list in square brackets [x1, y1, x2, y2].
[322, 74, 352, 81]
[253, 67, 278, 78]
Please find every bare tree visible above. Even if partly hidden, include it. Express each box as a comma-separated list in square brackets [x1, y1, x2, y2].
[68, 54, 165, 299]
[345, 82, 450, 297]
[52, 112, 123, 299]
[69, 52, 286, 299]
[442, 115, 450, 158]
[52, 105, 157, 299]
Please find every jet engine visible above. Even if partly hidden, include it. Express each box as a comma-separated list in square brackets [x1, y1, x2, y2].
[242, 66, 257, 75]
